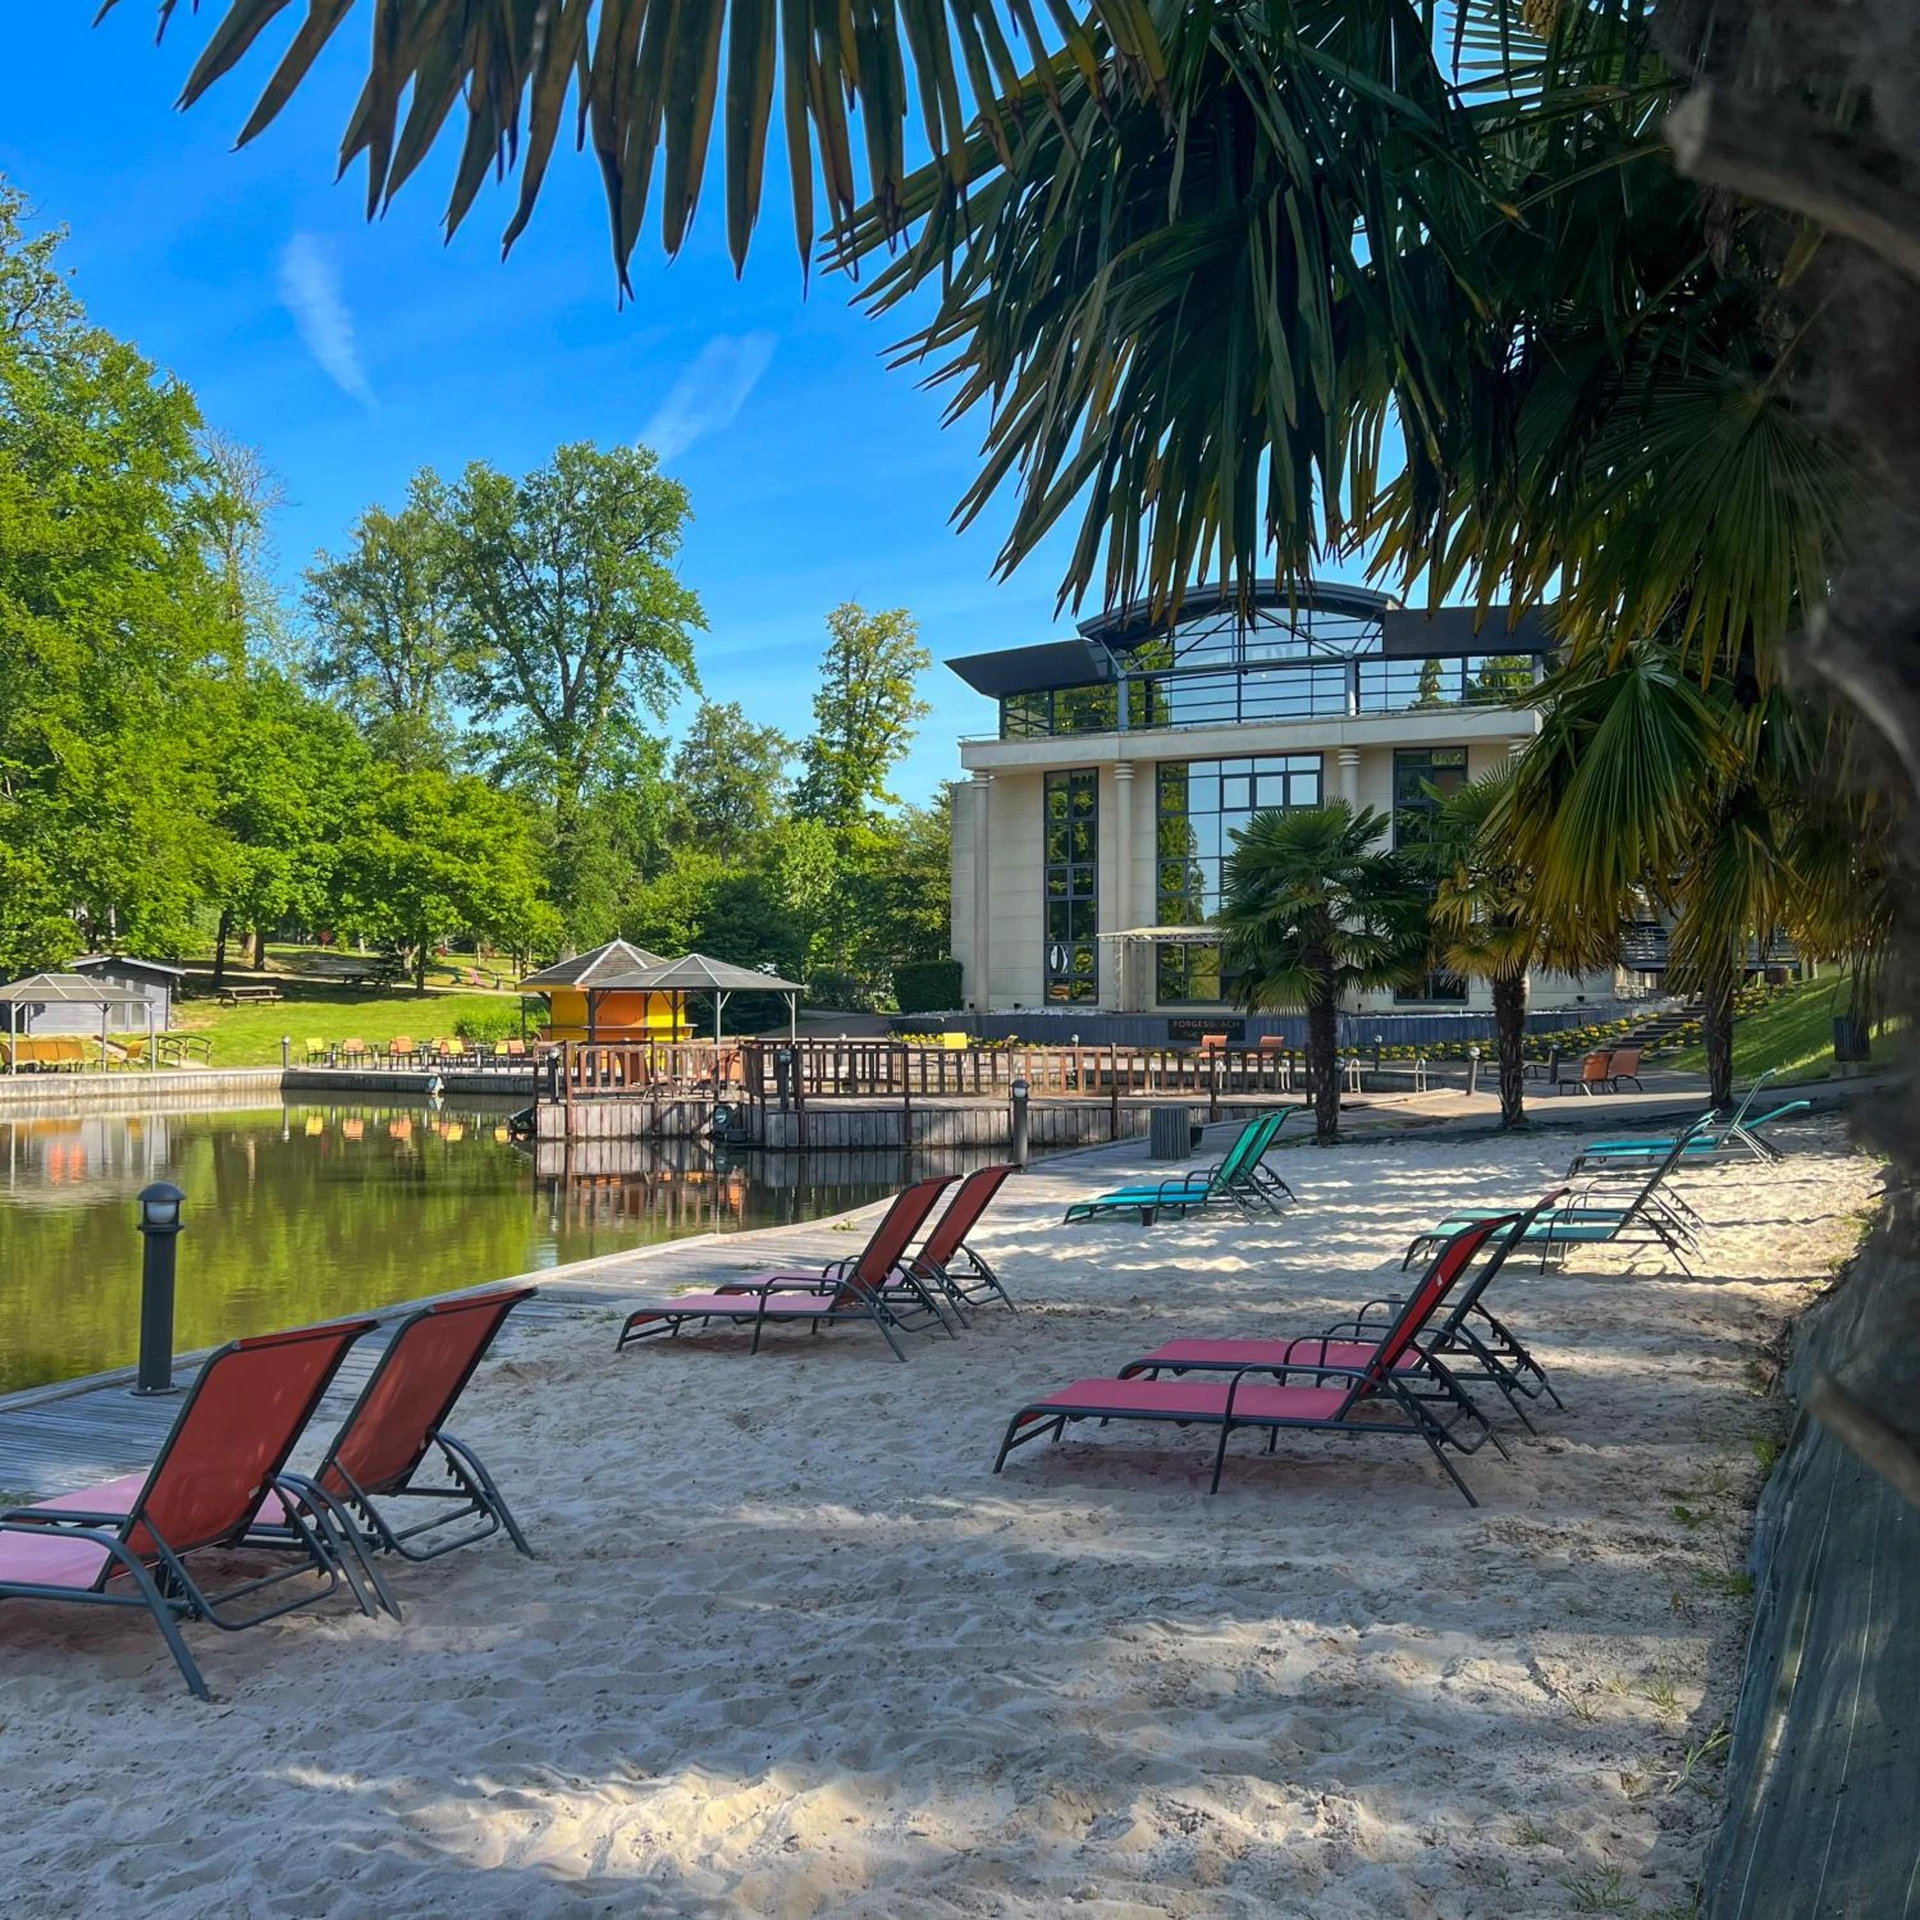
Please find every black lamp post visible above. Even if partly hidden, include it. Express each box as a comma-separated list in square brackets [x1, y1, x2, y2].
[133, 1181, 185, 1396]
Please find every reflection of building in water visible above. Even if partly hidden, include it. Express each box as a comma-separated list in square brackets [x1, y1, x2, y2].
[1, 1113, 174, 1200]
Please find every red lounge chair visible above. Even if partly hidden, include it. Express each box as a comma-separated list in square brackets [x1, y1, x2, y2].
[616, 1177, 958, 1361]
[1117, 1194, 1566, 1429]
[905, 1164, 1019, 1319]
[0, 1318, 378, 1699]
[992, 1220, 1515, 1504]
[261, 1288, 537, 1614]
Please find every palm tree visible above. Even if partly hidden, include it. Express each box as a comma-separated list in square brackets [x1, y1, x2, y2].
[1215, 802, 1428, 1146]
[1423, 768, 1615, 1129]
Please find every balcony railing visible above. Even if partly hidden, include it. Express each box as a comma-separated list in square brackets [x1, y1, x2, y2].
[999, 654, 1541, 740]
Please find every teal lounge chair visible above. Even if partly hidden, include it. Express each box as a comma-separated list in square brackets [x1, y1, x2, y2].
[1404, 1129, 1706, 1275]
[1062, 1110, 1296, 1225]
[1566, 1070, 1811, 1173]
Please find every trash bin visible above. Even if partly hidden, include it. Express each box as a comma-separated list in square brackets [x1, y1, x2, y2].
[1149, 1106, 1193, 1159]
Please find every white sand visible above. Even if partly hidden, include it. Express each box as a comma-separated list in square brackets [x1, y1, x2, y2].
[0, 1115, 1881, 1917]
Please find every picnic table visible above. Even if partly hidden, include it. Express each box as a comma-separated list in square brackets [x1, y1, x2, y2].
[217, 984, 281, 1005]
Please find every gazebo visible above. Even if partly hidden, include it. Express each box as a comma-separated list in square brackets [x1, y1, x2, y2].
[595, 954, 803, 1043]
[0, 972, 161, 1074]
[519, 940, 685, 1045]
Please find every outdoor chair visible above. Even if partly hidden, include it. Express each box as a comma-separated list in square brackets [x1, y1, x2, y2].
[257, 1289, 537, 1614]
[1119, 1193, 1567, 1430]
[386, 1036, 418, 1066]
[1403, 1127, 1709, 1274]
[903, 1164, 1019, 1319]
[0, 1317, 380, 1699]
[1565, 1070, 1811, 1173]
[338, 1038, 368, 1067]
[1522, 1047, 1560, 1083]
[1557, 1050, 1615, 1094]
[616, 1176, 959, 1360]
[304, 1037, 332, 1065]
[993, 1218, 1517, 1504]
[1602, 1045, 1644, 1091]
[1062, 1110, 1295, 1225]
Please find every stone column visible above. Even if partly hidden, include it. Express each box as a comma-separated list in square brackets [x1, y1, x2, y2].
[1110, 762, 1135, 1010]
[1337, 746, 1362, 808]
[970, 771, 993, 1010]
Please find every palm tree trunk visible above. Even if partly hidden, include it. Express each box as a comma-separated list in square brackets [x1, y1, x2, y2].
[1493, 971, 1528, 1128]
[1307, 980, 1341, 1145]
[1702, 951, 1737, 1108]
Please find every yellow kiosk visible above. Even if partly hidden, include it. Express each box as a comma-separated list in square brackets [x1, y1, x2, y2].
[520, 940, 688, 1044]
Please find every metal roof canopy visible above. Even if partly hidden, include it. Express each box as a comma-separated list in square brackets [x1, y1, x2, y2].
[945, 638, 1116, 700]
[0, 973, 160, 1076]
[519, 939, 668, 989]
[1078, 580, 1397, 653]
[588, 954, 804, 1043]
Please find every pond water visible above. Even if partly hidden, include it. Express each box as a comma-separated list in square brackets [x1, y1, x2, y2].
[0, 1099, 953, 1396]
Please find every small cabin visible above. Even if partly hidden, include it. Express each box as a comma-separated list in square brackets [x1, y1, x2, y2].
[15, 956, 181, 1035]
[520, 940, 687, 1044]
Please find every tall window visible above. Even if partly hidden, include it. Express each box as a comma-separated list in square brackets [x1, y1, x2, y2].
[1154, 753, 1323, 1002]
[1392, 746, 1471, 1003]
[1044, 769, 1099, 1002]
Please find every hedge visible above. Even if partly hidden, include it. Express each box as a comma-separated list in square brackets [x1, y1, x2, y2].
[894, 959, 964, 1015]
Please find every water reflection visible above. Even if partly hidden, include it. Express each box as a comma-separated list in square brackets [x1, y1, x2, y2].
[0, 1101, 981, 1395]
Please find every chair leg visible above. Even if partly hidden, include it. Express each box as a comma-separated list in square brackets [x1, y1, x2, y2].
[438, 1434, 535, 1559]
[99, 1537, 211, 1700]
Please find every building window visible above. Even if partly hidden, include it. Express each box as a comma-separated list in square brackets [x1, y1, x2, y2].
[1392, 746, 1471, 1003]
[1153, 753, 1323, 1002]
[1044, 769, 1099, 1003]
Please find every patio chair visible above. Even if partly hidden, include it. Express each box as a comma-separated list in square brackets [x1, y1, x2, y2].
[1403, 1128, 1709, 1274]
[304, 1037, 333, 1065]
[386, 1036, 418, 1066]
[0, 1317, 380, 1699]
[1557, 1050, 1615, 1094]
[260, 1289, 537, 1614]
[1565, 1071, 1810, 1172]
[904, 1164, 1019, 1318]
[993, 1219, 1515, 1504]
[1602, 1045, 1644, 1091]
[616, 1177, 959, 1360]
[1062, 1110, 1294, 1225]
[1119, 1192, 1567, 1429]
[1522, 1046, 1560, 1083]
[338, 1037, 368, 1067]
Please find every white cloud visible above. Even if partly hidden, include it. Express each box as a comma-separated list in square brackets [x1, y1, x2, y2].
[641, 332, 777, 461]
[278, 232, 375, 409]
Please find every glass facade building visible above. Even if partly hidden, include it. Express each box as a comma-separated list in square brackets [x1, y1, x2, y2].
[1043, 768, 1099, 1002]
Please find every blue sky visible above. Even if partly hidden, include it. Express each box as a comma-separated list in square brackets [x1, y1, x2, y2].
[0, 7, 1134, 801]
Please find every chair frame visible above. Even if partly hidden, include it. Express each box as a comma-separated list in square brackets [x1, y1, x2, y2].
[1062, 1110, 1295, 1225]
[904, 1164, 1020, 1320]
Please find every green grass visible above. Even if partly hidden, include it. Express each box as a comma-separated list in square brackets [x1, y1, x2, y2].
[160, 989, 524, 1067]
[1669, 974, 1884, 1085]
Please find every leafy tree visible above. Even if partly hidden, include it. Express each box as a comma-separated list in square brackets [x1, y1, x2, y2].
[193, 429, 289, 664]
[671, 700, 792, 861]
[337, 767, 551, 990]
[553, 738, 677, 949]
[303, 471, 465, 769]
[1216, 803, 1428, 1145]
[446, 442, 704, 934]
[793, 603, 930, 826]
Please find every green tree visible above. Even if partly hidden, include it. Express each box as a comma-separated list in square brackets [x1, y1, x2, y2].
[337, 767, 552, 990]
[303, 471, 465, 769]
[447, 442, 704, 936]
[193, 429, 289, 664]
[1216, 803, 1428, 1145]
[670, 700, 792, 861]
[793, 603, 930, 826]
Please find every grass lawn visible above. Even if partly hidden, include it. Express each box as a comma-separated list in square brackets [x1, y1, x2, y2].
[1669, 974, 1880, 1085]
[161, 989, 530, 1067]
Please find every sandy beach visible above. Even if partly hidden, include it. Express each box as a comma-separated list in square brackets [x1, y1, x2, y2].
[0, 1114, 1880, 1917]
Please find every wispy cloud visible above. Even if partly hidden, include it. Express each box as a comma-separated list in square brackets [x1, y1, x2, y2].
[278, 232, 375, 408]
[641, 332, 777, 461]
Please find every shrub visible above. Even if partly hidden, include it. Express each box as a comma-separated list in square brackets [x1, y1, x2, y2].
[454, 1003, 526, 1044]
[894, 958, 964, 1015]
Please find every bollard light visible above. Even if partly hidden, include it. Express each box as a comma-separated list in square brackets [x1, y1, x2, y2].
[132, 1181, 185, 1396]
[1010, 1076, 1031, 1170]
[1466, 1045, 1482, 1099]
[280, 1034, 292, 1068]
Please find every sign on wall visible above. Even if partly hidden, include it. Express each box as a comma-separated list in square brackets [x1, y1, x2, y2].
[1167, 1017, 1246, 1045]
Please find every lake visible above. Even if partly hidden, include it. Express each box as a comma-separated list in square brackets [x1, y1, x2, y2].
[0, 1099, 942, 1395]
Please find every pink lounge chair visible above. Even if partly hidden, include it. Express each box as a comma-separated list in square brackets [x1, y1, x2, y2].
[257, 1288, 538, 1617]
[904, 1163, 1019, 1320]
[1117, 1192, 1566, 1428]
[616, 1176, 958, 1361]
[992, 1218, 1518, 1504]
[0, 1318, 378, 1699]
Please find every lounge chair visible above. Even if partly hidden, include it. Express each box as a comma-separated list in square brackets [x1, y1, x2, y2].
[261, 1288, 537, 1613]
[616, 1177, 959, 1360]
[1403, 1128, 1707, 1274]
[1565, 1070, 1810, 1173]
[1062, 1110, 1295, 1225]
[993, 1219, 1515, 1504]
[904, 1163, 1019, 1318]
[1119, 1192, 1566, 1429]
[0, 1318, 379, 1699]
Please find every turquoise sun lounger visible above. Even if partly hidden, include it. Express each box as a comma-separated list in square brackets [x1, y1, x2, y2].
[1062, 1110, 1296, 1225]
